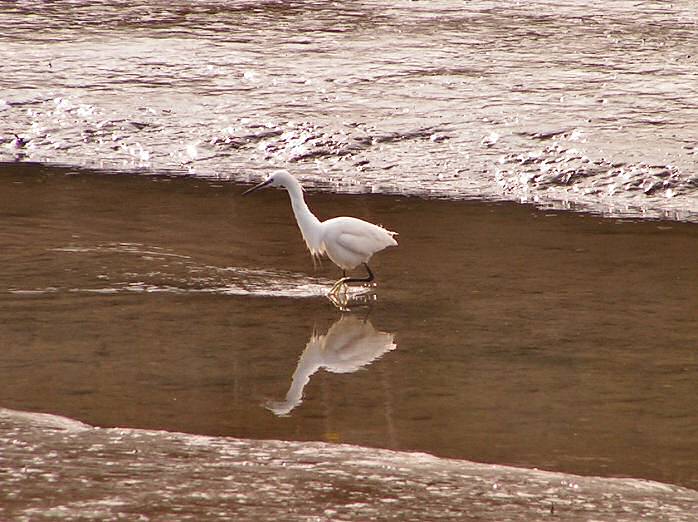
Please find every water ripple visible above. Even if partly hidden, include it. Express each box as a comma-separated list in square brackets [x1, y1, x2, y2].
[1, 0, 697, 220]
[2, 407, 697, 521]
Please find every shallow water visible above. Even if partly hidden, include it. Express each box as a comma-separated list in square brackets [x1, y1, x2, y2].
[1, 164, 696, 502]
[1, 0, 698, 219]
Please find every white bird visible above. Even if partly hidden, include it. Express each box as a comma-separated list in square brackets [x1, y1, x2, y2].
[243, 170, 397, 296]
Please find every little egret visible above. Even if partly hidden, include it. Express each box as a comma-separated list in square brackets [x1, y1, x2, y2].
[243, 170, 397, 296]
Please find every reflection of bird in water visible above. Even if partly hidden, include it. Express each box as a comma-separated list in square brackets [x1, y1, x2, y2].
[266, 315, 397, 416]
[243, 170, 397, 300]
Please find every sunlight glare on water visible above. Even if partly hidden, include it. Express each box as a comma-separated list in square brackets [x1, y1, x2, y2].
[2, 407, 698, 521]
[0, 0, 697, 219]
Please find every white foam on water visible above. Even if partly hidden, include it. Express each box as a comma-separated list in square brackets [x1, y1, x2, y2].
[1, 407, 696, 521]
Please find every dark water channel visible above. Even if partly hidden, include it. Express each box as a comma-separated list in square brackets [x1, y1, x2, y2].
[1, 163, 696, 498]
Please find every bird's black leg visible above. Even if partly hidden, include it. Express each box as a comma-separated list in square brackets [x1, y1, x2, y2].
[342, 263, 375, 285]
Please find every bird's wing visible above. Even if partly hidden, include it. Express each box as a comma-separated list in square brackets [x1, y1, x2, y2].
[334, 224, 395, 255]
[334, 230, 368, 256]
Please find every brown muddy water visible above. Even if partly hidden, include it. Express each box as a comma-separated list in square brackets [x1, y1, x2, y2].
[0, 163, 696, 520]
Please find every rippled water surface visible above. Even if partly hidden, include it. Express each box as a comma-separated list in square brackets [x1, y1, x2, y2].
[1, 0, 697, 219]
[3, 408, 698, 522]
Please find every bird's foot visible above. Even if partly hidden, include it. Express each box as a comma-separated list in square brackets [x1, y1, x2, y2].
[327, 277, 353, 311]
[328, 277, 349, 297]
[327, 291, 351, 312]
[327, 281, 377, 312]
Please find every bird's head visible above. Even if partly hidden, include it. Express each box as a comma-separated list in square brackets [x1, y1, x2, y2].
[242, 170, 297, 195]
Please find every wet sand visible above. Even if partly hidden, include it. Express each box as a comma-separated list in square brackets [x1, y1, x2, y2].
[1, 163, 696, 495]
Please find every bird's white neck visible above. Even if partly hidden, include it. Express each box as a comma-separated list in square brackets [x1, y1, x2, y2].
[285, 179, 323, 257]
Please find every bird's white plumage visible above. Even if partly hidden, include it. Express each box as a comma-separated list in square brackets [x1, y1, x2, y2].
[321, 216, 397, 270]
[244, 170, 397, 274]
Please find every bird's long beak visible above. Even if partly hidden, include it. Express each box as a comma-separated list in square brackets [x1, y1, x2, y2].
[242, 178, 272, 196]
